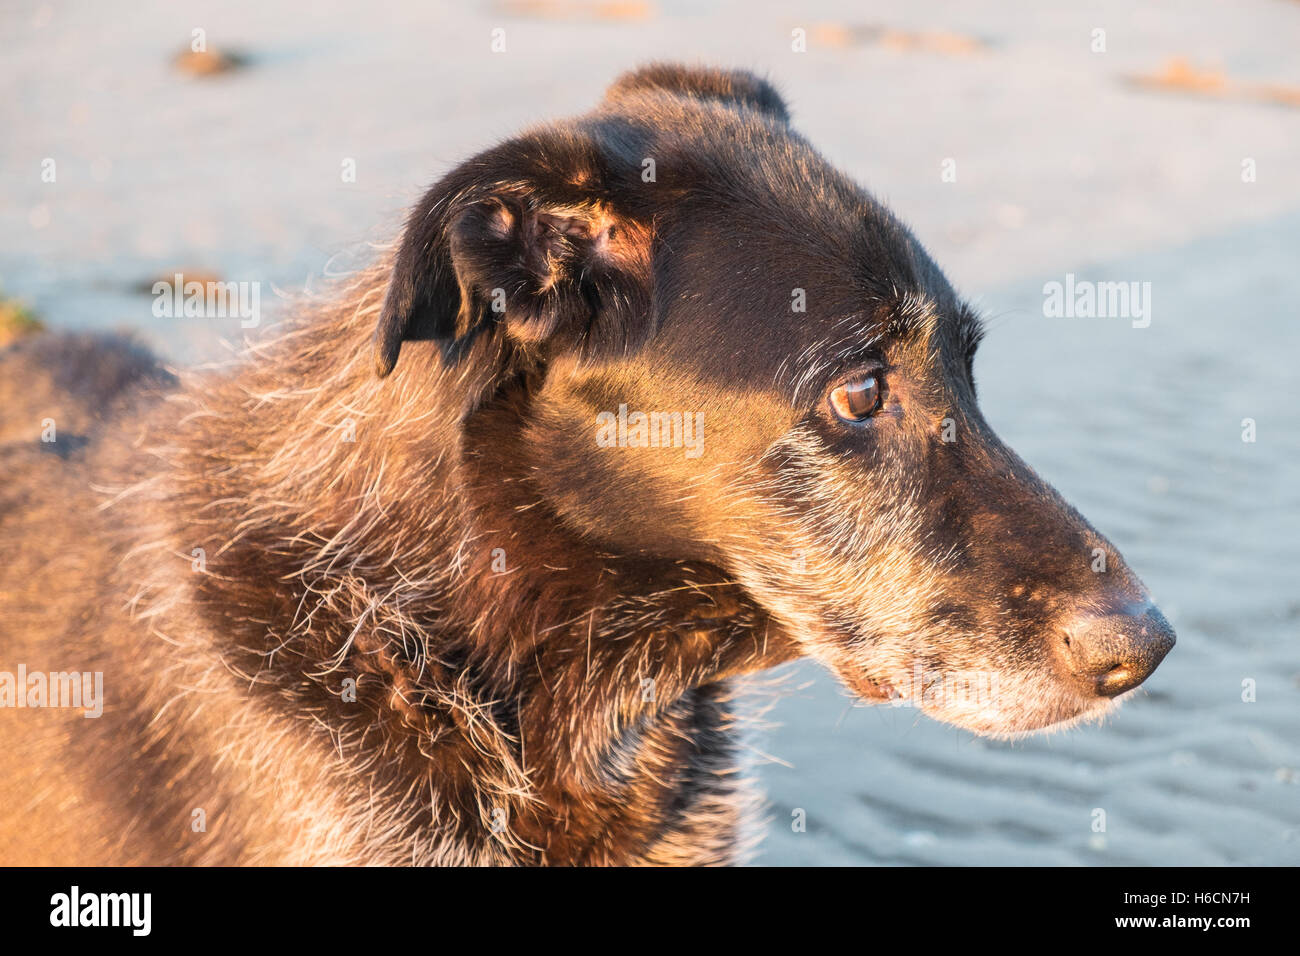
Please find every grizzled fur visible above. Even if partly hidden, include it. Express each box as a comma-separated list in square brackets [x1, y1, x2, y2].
[0, 65, 1170, 865]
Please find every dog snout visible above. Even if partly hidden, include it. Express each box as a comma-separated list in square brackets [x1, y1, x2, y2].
[1062, 603, 1176, 698]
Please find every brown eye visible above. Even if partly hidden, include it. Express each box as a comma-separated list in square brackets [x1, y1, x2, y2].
[829, 375, 882, 423]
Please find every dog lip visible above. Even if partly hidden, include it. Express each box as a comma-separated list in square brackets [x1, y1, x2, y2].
[845, 670, 904, 702]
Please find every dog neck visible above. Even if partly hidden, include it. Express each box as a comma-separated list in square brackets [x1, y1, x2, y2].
[158, 271, 798, 863]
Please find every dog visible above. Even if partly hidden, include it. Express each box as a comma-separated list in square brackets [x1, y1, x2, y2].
[0, 64, 1174, 865]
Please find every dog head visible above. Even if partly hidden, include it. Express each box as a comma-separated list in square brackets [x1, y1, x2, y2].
[373, 64, 1173, 735]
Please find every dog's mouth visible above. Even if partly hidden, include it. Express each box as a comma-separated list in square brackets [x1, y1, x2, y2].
[843, 669, 905, 703]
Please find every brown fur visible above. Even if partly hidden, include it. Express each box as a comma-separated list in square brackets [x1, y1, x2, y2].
[0, 268, 792, 865]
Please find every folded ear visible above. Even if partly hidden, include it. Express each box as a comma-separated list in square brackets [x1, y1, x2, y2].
[602, 63, 790, 124]
[373, 139, 653, 378]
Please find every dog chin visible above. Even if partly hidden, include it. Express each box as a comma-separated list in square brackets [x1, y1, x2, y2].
[839, 666, 1124, 738]
[939, 695, 1122, 740]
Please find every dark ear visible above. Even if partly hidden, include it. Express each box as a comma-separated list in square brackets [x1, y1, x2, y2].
[603, 63, 790, 124]
[374, 139, 653, 378]
[372, 187, 463, 377]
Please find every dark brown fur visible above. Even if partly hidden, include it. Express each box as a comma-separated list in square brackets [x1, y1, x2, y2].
[0, 65, 1171, 865]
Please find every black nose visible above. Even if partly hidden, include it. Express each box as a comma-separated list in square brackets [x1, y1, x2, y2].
[1063, 603, 1175, 697]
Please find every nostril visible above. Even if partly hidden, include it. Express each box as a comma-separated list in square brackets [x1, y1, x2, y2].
[1096, 663, 1140, 697]
[1097, 662, 1134, 695]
